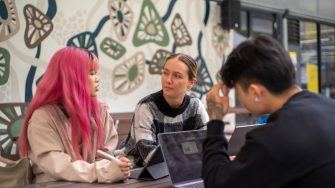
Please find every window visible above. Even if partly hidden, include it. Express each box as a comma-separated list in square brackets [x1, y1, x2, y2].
[300, 21, 318, 93]
[320, 25, 335, 99]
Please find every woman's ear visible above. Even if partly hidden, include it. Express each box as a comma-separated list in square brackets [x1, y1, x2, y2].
[188, 79, 197, 90]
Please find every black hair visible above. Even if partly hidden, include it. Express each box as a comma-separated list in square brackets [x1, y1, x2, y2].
[220, 35, 296, 94]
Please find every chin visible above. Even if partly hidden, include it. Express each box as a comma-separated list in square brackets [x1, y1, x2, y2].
[163, 90, 173, 96]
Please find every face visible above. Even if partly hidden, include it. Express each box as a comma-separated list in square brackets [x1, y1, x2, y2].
[161, 58, 195, 100]
[88, 69, 99, 97]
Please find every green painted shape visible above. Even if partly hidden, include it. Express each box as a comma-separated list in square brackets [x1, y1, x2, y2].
[0, 47, 10, 85]
[218, 35, 224, 42]
[128, 64, 138, 81]
[117, 80, 127, 90]
[3, 139, 13, 153]
[11, 119, 23, 138]
[100, 37, 126, 60]
[132, 0, 169, 47]
[0, 128, 8, 135]
[67, 32, 98, 56]
[3, 107, 14, 119]
[158, 59, 166, 67]
[0, 118, 9, 124]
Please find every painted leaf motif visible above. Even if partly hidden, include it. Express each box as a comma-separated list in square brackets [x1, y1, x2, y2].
[132, 0, 169, 47]
[149, 49, 172, 75]
[100, 37, 126, 60]
[212, 25, 229, 57]
[191, 56, 213, 98]
[170, 13, 192, 47]
[23, 4, 53, 48]
[0, 47, 10, 85]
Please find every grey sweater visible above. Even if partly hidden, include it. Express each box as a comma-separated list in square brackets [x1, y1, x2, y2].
[115, 90, 209, 166]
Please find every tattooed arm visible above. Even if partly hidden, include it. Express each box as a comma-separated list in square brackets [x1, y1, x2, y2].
[203, 84, 231, 187]
[206, 83, 230, 121]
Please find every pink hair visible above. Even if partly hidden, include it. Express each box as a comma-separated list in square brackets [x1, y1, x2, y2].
[19, 47, 104, 160]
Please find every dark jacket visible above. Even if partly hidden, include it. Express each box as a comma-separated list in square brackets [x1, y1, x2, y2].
[202, 90, 335, 188]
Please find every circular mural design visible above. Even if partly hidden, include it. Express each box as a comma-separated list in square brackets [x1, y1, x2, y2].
[212, 25, 229, 57]
[0, 0, 20, 42]
[108, 0, 134, 41]
[0, 103, 28, 160]
[67, 31, 98, 56]
[112, 52, 146, 94]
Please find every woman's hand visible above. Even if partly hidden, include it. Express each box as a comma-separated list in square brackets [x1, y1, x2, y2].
[206, 83, 230, 121]
[117, 156, 131, 178]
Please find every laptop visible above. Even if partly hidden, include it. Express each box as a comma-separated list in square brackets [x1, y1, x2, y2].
[129, 146, 169, 180]
[227, 124, 263, 155]
[158, 124, 262, 187]
[158, 130, 206, 188]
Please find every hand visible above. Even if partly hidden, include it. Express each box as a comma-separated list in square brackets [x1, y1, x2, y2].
[206, 83, 230, 120]
[117, 156, 131, 178]
[229, 155, 236, 160]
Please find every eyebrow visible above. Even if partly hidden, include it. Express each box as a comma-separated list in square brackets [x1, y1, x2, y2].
[163, 68, 184, 75]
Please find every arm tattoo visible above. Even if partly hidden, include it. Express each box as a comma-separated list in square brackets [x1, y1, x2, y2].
[206, 100, 224, 120]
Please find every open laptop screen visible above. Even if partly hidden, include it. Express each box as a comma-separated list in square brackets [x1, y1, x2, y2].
[227, 124, 263, 155]
[158, 130, 206, 184]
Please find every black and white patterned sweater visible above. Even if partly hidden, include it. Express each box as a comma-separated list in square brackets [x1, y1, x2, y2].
[115, 90, 209, 166]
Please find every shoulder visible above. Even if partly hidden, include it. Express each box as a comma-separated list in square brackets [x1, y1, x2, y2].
[133, 93, 162, 119]
[28, 104, 62, 132]
[135, 91, 162, 112]
[189, 96, 201, 104]
[138, 90, 162, 104]
[31, 104, 60, 119]
[188, 96, 205, 109]
[285, 90, 334, 109]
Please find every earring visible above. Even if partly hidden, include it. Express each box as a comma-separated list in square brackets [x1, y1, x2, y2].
[255, 97, 260, 102]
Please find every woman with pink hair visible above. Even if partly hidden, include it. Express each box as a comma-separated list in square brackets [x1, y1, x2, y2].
[19, 47, 131, 183]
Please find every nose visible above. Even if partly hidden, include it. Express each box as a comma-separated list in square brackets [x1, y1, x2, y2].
[166, 74, 172, 84]
[95, 75, 99, 83]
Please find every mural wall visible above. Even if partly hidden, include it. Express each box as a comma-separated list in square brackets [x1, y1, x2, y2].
[0, 0, 232, 113]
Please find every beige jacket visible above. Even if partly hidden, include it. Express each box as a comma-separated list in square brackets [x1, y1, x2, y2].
[27, 103, 124, 183]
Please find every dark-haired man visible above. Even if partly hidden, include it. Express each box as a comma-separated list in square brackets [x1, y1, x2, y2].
[203, 35, 335, 187]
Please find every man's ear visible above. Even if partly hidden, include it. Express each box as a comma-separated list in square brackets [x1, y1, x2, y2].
[249, 83, 263, 98]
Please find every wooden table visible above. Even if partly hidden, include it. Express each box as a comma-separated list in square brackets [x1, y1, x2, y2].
[21, 177, 172, 188]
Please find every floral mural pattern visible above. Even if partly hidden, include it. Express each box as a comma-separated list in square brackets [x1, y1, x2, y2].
[0, 0, 230, 113]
